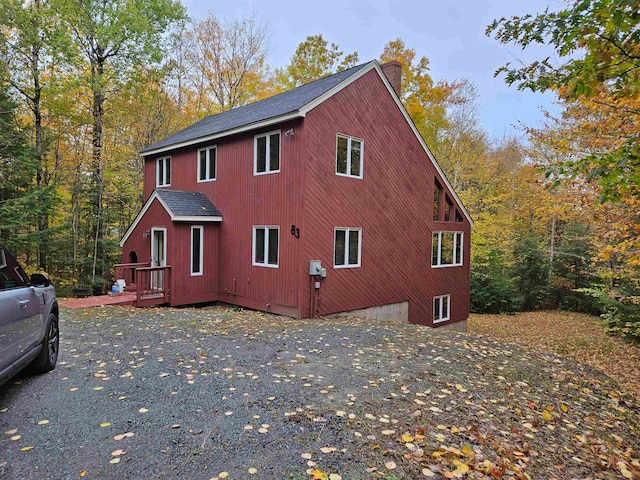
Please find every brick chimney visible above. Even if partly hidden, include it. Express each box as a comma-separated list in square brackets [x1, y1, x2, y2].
[381, 61, 402, 97]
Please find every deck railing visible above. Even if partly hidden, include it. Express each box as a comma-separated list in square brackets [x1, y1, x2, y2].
[114, 262, 149, 291]
[114, 263, 171, 307]
[134, 265, 171, 307]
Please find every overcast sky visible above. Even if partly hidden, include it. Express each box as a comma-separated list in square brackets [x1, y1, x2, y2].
[183, 0, 565, 141]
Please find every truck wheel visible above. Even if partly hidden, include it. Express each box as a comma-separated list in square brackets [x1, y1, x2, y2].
[32, 313, 59, 373]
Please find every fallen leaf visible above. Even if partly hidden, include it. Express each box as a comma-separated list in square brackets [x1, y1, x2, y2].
[219, 472, 228, 478]
[422, 468, 435, 477]
[402, 433, 414, 443]
[111, 449, 126, 456]
[37, 420, 49, 425]
[80, 470, 87, 477]
[100, 422, 111, 427]
[109, 458, 120, 464]
[385, 461, 397, 470]
[10, 435, 21, 441]
[20, 446, 34, 452]
[138, 408, 149, 413]
[248, 467, 257, 474]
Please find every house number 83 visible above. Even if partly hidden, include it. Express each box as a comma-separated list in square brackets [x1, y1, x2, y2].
[291, 225, 300, 238]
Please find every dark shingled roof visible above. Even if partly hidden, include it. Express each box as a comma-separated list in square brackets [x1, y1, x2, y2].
[141, 61, 374, 154]
[156, 189, 222, 218]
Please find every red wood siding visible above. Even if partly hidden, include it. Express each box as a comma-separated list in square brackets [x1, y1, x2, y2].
[301, 69, 471, 326]
[142, 120, 305, 316]
[121, 199, 220, 305]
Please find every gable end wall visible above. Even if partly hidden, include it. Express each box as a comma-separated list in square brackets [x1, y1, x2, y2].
[301, 69, 471, 326]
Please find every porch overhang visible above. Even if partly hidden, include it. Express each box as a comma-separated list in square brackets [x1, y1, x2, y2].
[120, 190, 222, 247]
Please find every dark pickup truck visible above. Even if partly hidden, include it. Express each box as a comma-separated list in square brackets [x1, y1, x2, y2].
[0, 243, 59, 387]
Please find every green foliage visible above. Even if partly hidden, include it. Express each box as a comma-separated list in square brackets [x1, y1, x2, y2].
[487, 0, 640, 99]
[580, 287, 640, 344]
[275, 34, 359, 89]
[511, 233, 551, 310]
[470, 251, 520, 313]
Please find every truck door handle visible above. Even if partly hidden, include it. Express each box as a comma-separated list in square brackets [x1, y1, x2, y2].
[18, 300, 29, 308]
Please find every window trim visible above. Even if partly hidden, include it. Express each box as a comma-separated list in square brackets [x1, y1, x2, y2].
[197, 145, 217, 183]
[433, 294, 451, 323]
[333, 227, 362, 269]
[254, 130, 281, 176]
[335, 134, 364, 179]
[431, 231, 464, 268]
[156, 156, 171, 187]
[252, 225, 279, 268]
[190, 225, 203, 276]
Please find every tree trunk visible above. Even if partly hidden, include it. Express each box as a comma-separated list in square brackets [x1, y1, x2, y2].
[90, 59, 105, 286]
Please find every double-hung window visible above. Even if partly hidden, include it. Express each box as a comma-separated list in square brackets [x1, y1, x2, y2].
[156, 156, 171, 187]
[254, 131, 280, 175]
[432, 231, 463, 267]
[253, 226, 279, 267]
[198, 146, 216, 182]
[336, 134, 363, 178]
[434, 295, 450, 323]
[191, 226, 203, 276]
[334, 228, 361, 268]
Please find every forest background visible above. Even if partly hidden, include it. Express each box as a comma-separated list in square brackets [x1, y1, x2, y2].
[0, 0, 638, 341]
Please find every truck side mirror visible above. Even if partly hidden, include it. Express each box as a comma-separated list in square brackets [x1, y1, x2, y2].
[30, 273, 51, 287]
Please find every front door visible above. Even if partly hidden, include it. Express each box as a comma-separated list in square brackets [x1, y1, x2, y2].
[151, 228, 166, 290]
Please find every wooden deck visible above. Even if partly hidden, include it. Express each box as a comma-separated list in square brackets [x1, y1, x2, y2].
[59, 293, 137, 309]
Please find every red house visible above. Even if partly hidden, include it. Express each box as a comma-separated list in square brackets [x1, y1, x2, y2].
[118, 60, 473, 330]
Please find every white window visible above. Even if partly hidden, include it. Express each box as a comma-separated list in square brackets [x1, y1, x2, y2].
[253, 226, 279, 268]
[432, 231, 463, 267]
[334, 228, 361, 268]
[254, 130, 280, 175]
[336, 134, 363, 178]
[191, 226, 203, 276]
[434, 295, 450, 323]
[198, 146, 216, 182]
[156, 156, 171, 187]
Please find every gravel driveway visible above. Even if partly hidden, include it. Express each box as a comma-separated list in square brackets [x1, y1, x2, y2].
[1, 305, 638, 479]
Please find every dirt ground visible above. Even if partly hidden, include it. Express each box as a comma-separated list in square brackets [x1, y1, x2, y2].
[1, 306, 638, 479]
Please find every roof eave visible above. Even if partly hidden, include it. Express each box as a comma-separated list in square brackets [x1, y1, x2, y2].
[171, 215, 222, 222]
[141, 111, 305, 157]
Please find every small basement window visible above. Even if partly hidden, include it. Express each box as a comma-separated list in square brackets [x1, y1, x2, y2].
[434, 294, 450, 323]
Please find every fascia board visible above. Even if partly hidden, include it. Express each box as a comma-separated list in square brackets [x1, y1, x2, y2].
[141, 112, 304, 157]
[171, 215, 223, 222]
